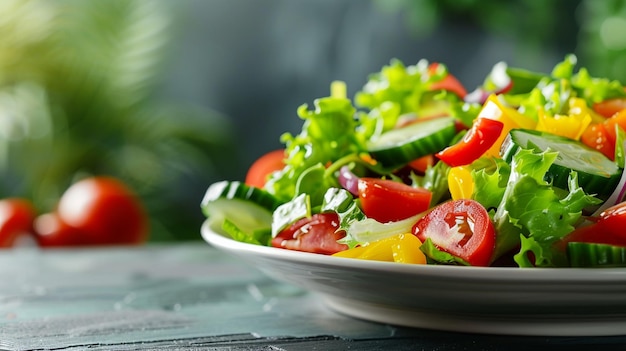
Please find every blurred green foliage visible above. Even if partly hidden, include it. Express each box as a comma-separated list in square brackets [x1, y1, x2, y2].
[2, 0, 625, 243]
[579, 0, 626, 83]
[0, 0, 236, 241]
[377, 0, 626, 84]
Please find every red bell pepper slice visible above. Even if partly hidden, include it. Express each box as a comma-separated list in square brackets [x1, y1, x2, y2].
[428, 63, 468, 99]
[435, 117, 504, 167]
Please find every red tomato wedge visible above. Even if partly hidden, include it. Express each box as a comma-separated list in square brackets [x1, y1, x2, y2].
[593, 97, 626, 118]
[271, 213, 348, 255]
[559, 202, 626, 248]
[245, 149, 285, 189]
[428, 63, 467, 99]
[412, 199, 495, 266]
[358, 178, 432, 223]
[436, 117, 504, 167]
[580, 122, 615, 160]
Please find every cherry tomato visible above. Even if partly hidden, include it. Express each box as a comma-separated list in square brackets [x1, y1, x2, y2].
[0, 198, 36, 248]
[593, 97, 626, 118]
[358, 178, 432, 223]
[36, 176, 149, 246]
[412, 199, 495, 266]
[428, 63, 467, 99]
[34, 212, 89, 247]
[560, 202, 626, 248]
[436, 117, 504, 167]
[271, 213, 348, 255]
[245, 149, 286, 189]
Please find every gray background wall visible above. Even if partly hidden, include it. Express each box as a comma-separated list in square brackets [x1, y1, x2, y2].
[155, 0, 577, 180]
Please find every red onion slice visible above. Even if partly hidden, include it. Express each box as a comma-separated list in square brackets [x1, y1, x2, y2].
[592, 140, 626, 216]
[338, 165, 360, 196]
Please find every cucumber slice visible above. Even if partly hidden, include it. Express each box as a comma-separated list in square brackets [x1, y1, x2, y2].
[367, 116, 457, 169]
[501, 129, 622, 198]
[201, 181, 281, 240]
[567, 242, 626, 267]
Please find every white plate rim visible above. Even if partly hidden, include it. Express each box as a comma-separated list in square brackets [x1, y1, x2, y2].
[200, 219, 626, 283]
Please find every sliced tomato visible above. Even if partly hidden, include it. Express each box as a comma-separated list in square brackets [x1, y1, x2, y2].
[428, 63, 467, 99]
[271, 212, 347, 255]
[603, 109, 626, 142]
[245, 149, 285, 189]
[435, 117, 504, 167]
[357, 178, 432, 223]
[593, 97, 626, 118]
[412, 199, 495, 266]
[580, 122, 615, 160]
[560, 202, 626, 248]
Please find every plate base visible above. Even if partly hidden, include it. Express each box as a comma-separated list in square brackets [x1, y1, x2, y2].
[322, 294, 626, 336]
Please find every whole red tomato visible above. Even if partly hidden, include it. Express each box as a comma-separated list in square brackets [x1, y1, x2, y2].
[0, 198, 36, 248]
[35, 176, 149, 247]
[34, 212, 88, 247]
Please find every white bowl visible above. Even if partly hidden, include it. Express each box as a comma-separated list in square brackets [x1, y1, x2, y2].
[202, 220, 626, 336]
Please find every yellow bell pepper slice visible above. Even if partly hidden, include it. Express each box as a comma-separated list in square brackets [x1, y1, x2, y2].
[390, 233, 427, 264]
[332, 233, 426, 264]
[477, 95, 537, 158]
[569, 97, 606, 124]
[448, 166, 474, 200]
[536, 108, 591, 140]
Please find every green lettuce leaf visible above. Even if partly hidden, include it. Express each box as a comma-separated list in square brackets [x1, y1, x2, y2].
[420, 238, 470, 266]
[493, 149, 601, 267]
[355, 59, 464, 133]
[265, 96, 363, 202]
[471, 157, 510, 210]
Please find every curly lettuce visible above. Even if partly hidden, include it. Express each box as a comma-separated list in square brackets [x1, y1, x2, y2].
[265, 96, 364, 203]
[474, 149, 601, 267]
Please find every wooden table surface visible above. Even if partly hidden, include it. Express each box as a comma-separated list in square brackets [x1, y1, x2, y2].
[1, 243, 625, 350]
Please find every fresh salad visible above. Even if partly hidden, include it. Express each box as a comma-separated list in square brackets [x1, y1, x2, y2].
[201, 54, 626, 268]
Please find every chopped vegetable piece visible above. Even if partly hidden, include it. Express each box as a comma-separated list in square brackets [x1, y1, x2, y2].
[271, 213, 348, 255]
[502, 129, 622, 199]
[436, 117, 504, 167]
[568, 242, 626, 267]
[366, 116, 457, 170]
[357, 178, 432, 223]
[412, 199, 495, 266]
[333, 233, 426, 264]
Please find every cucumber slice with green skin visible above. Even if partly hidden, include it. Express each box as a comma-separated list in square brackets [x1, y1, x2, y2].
[366, 116, 457, 170]
[201, 180, 282, 239]
[501, 129, 622, 198]
[568, 242, 626, 267]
